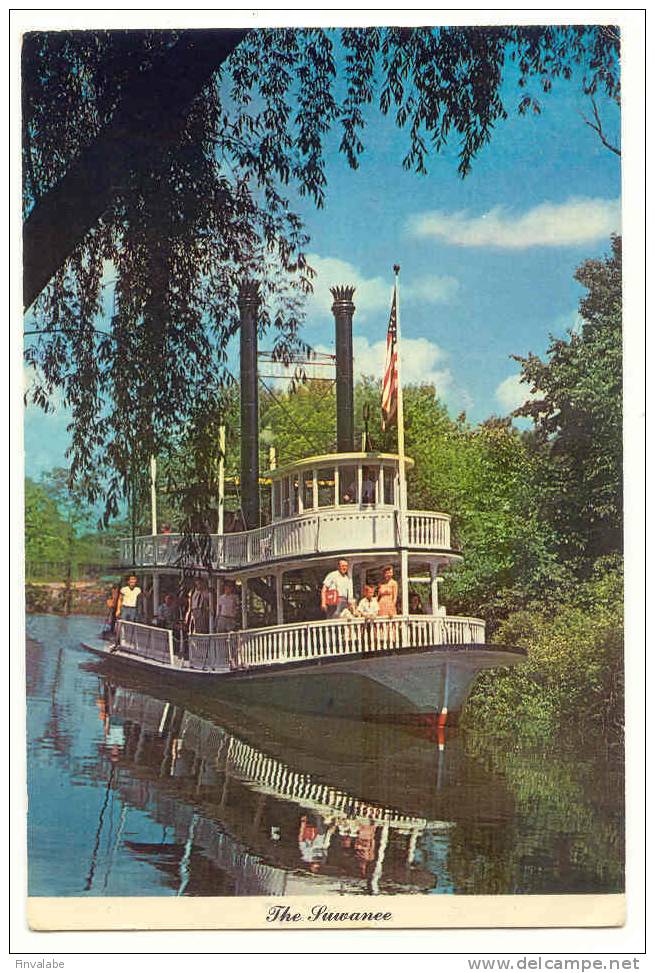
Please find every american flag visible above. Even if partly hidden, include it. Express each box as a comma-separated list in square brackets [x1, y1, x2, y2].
[381, 287, 398, 429]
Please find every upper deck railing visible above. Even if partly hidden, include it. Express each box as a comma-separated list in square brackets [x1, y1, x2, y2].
[119, 507, 453, 570]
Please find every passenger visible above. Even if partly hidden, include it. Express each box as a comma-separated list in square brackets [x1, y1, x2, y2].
[354, 821, 378, 878]
[409, 592, 425, 615]
[377, 564, 398, 617]
[361, 468, 376, 504]
[156, 592, 178, 628]
[341, 480, 357, 504]
[186, 578, 210, 634]
[116, 575, 142, 623]
[216, 580, 240, 632]
[105, 585, 120, 634]
[357, 583, 379, 620]
[321, 558, 355, 619]
[298, 813, 336, 873]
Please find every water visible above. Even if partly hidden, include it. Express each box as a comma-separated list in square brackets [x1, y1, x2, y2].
[26, 614, 624, 897]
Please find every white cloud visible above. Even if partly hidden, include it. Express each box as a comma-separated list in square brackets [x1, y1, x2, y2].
[305, 253, 459, 318]
[352, 335, 452, 392]
[408, 197, 620, 249]
[409, 274, 460, 304]
[305, 254, 390, 318]
[495, 373, 536, 413]
[311, 334, 461, 403]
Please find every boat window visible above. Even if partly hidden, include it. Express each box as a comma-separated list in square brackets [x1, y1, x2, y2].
[383, 466, 396, 505]
[317, 468, 335, 507]
[281, 476, 290, 518]
[272, 481, 281, 519]
[303, 471, 314, 510]
[290, 473, 299, 514]
[361, 466, 377, 505]
[339, 465, 358, 504]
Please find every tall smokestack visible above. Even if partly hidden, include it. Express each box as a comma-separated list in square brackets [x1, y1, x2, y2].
[330, 285, 356, 452]
[239, 280, 260, 529]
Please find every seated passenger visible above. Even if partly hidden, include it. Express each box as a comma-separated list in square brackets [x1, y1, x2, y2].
[357, 584, 379, 620]
[409, 592, 425, 614]
[341, 481, 357, 504]
[361, 469, 376, 504]
[156, 593, 178, 628]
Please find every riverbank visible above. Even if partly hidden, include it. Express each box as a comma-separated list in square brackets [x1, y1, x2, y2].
[25, 580, 107, 616]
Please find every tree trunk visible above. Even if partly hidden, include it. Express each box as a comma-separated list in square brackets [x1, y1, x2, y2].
[23, 28, 249, 309]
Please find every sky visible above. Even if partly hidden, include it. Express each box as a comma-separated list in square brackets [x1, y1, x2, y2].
[23, 39, 621, 478]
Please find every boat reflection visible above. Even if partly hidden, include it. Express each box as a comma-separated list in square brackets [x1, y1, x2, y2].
[85, 673, 510, 896]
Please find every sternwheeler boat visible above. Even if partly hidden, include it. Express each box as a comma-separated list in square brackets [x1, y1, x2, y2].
[81, 281, 525, 725]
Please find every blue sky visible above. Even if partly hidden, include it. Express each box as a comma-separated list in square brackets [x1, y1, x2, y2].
[24, 46, 621, 478]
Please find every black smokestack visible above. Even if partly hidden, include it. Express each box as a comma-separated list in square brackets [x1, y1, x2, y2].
[330, 285, 356, 452]
[239, 280, 260, 529]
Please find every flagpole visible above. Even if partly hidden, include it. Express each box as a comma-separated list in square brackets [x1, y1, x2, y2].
[393, 264, 409, 618]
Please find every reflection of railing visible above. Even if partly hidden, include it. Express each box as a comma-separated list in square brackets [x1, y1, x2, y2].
[108, 687, 450, 836]
[117, 620, 174, 666]
[228, 735, 451, 832]
[119, 508, 453, 569]
[118, 614, 485, 674]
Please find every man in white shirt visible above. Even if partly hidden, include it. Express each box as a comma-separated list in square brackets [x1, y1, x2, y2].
[216, 580, 240, 632]
[321, 559, 355, 618]
[117, 575, 142, 622]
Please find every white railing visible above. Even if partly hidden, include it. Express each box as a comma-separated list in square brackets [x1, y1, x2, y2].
[407, 510, 451, 549]
[117, 620, 174, 666]
[181, 614, 484, 674]
[115, 613, 484, 671]
[187, 632, 232, 672]
[119, 508, 452, 569]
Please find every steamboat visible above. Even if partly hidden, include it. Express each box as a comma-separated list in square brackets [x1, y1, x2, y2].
[82, 280, 524, 725]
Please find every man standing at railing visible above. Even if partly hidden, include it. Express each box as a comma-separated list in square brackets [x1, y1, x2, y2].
[116, 575, 142, 623]
[321, 559, 355, 619]
[216, 580, 240, 632]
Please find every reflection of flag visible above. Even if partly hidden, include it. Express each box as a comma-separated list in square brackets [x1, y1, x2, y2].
[381, 288, 398, 429]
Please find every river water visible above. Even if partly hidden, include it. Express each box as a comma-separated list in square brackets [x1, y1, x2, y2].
[26, 614, 624, 897]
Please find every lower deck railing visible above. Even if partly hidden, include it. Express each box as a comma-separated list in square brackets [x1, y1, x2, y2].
[117, 620, 174, 666]
[119, 614, 485, 674]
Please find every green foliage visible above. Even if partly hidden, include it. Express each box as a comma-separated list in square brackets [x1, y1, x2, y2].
[25, 468, 120, 573]
[514, 236, 622, 571]
[450, 731, 624, 893]
[24, 478, 68, 561]
[261, 380, 337, 464]
[400, 388, 563, 626]
[462, 558, 624, 737]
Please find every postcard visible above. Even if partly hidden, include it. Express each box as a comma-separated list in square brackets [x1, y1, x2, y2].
[14, 9, 643, 942]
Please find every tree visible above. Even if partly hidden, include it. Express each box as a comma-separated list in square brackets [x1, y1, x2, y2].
[513, 236, 622, 571]
[23, 26, 620, 525]
[24, 477, 69, 563]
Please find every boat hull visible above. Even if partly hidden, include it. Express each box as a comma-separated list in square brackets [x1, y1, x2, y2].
[81, 638, 524, 724]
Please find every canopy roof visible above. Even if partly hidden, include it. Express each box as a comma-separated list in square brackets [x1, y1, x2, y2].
[266, 451, 415, 481]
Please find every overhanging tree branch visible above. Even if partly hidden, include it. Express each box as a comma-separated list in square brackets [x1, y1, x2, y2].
[22, 28, 249, 310]
[581, 95, 621, 157]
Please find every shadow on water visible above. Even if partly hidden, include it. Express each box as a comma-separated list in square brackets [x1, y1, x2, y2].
[26, 614, 624, 897]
